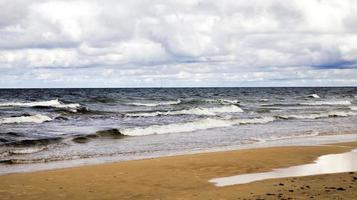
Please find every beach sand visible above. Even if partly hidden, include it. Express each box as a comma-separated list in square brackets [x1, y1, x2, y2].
[1, 142, 357, 200]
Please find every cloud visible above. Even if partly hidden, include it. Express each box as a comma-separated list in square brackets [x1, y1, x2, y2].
[0, 0, 357, 87]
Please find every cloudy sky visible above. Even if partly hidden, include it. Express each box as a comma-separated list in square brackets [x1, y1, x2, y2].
[1, 0, 357, 88]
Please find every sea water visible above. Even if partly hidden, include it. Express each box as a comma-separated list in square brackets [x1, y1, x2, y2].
[0, 87, 357, 174]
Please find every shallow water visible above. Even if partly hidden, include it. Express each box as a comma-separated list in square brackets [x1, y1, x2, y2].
[210, 148, 357, 186]
[2, 134, 357, 175]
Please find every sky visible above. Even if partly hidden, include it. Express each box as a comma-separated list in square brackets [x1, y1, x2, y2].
[0, 0, 357, 88]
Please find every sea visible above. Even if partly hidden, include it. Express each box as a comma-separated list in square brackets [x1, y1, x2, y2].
[0, 87, 357, 174]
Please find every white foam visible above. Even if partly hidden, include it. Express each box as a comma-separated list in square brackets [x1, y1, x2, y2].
[126, 105, 244, 117]
[126, 99, 181, 107]
[278, 111, 357, 120]
[300, 100, 351, 106]
[0, 99, 80, 110]
[217, 99, 239, 104]
[308, 94, 320, 98]
[0, 151, 10, 158]
[121, 118, 234, 136]
[121, 116, 274, 136]
[210, 149, 357, 186]
[0, 114, 52, 124]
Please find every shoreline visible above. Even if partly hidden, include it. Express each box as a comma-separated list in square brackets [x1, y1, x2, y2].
[1, 141, 357, 199]
[1, 133, 357, 175]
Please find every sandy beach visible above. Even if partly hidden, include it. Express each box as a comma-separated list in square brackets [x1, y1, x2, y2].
[0, 141, 357, 200]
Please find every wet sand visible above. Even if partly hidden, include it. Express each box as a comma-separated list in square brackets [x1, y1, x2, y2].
[1, 141, 357, 200]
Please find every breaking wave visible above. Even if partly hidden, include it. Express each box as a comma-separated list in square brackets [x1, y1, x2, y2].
[203, 99, 240, 105]
[0, 114, 52, 124]
[126, 105, 244, 117]
[122, 108, 357, 137]
[121, 116, 275, 136]
[307, 94, 320, 98]
[350, 106, 357, 111]
[0, 99, 80, 111]
[300, 100, 351, 106]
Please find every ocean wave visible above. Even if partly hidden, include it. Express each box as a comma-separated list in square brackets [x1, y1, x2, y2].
[350, 106, 357, 111]
[0, 114, 52, 124]
[277, 111, 357, 120]
[89, 96, 116, 103]
[121, 116, 275, 136]
[72, 129, 125, 144]
[307, 94, 320, 98]
[0, 132, 23, 144]
[300, 100, 351, 106]
[126, 99, 181, 107]
[0, 99, 80, 111]
[126, 105, 244, 117]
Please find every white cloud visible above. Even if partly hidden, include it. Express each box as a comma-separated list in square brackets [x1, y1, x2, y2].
[0, 0, 357, 87]
[0, 48, 84, 68]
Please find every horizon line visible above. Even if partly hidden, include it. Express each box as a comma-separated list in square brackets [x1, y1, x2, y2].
[1, 86, 357, 89]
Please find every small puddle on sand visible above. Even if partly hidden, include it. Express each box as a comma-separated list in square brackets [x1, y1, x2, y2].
[210, 148, 357, 187]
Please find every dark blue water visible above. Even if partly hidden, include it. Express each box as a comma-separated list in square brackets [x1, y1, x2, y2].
[0, 87, 357, 173]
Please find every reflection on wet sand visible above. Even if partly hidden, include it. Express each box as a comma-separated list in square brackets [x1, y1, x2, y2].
[210, 149, 357, 187]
